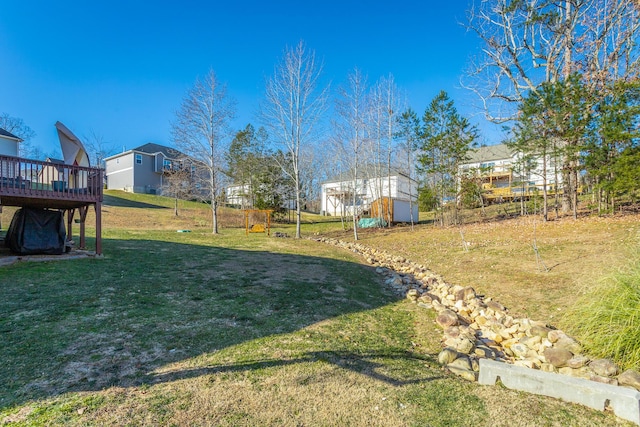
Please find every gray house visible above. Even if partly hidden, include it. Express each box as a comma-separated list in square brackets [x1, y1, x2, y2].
[104, 143, 186, 194]
[0, 128, 21, 157]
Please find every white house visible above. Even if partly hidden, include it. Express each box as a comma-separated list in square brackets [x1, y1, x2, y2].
[460, 143, 562, 200]
[321, 165, 418, 217]
[226, 183, 251, 207]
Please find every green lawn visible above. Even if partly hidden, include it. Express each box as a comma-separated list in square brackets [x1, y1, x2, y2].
[0, 193, 633, 426]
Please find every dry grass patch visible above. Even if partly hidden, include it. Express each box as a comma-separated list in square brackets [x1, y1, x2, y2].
[1, 193, 637, 426]
[350, 214, 639, 325]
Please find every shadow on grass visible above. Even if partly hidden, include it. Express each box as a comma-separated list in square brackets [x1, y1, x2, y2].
[149, 350, 443, 387]
[103, 194, 169, 209]
[0, 236, 434, 409]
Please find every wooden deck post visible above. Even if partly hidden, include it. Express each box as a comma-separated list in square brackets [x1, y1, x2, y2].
[95, 201, 102, 255]
[66, 208, 75, 243]
[78, 205, 89, 249]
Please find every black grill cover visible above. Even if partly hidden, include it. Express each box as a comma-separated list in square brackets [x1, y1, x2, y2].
[5, 208, 66, 255]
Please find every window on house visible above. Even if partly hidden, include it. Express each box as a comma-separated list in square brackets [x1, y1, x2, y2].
[135, 154, 142, 164]
[163, 159, 172, 170]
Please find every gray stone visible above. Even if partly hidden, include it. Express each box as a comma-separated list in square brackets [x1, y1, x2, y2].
[590, 375, 618, 386]
[559, 366, 593, 380]
[438, 347, 459, 365]
[418, 292, 440, 304]
[540, 363, 555, 373]
[406, 288, 419, 302]
[448, 365, 477, 382]
[511, 343, 529, 359]
[547, 329, 566, 343]
[452, 337, 475, 355]
[486, 300, 506, 313]
[455, 286, 476, 301]
[589, 358, 619, 377]
[448, 356, 472, 371]
[519, 336, 541, 349]
[530, 325, 552, 338]
[544, 347, 573, 368]
[619, 370, 640, 391]
[478, 358, 640, 426]
[566, 355, 590, 369]
[436, 309, 459, 328]
[475, 345, 499, 360]
[555, 337, 582, 355]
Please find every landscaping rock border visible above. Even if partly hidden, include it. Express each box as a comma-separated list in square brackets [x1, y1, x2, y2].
[311, 236, 640, 423]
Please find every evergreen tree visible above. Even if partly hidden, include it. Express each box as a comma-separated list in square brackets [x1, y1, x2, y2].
[417, 91, 478, 226]
[584, 80, 640, 213]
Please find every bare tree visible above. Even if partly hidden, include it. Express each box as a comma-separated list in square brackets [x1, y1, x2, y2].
[379, 75, 402, 226]
[333, 68, 369, 241]
[0, 113, 36, 157]
[397, 108, 421, 229]
[162, 167, 193, 216]
[262, 41, 329, 238]
[464, 0, 639, 213]
[83, 130, 117, 167]
[171, 69, 236, 234]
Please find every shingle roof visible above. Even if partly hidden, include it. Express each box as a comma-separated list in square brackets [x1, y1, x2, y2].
[133, 143, 184, 159]
[0, 128, 21, 141]
[324, 164, 414, 184]
[464, 143, 513, 164]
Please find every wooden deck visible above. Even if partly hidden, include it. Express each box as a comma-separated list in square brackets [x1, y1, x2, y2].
[0, 154, 103, 255]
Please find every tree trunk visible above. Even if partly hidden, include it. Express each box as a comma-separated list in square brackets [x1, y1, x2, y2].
[212, 201, 218, 234]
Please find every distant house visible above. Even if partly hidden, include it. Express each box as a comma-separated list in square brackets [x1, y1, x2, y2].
[321, 165, 418, 217]
[38, 158, 69, 187]
[0, 129, 21, 178]
[226, 183, 251, 207]
[104, 143, 187, 194]
[460, 143, 562, 202]
[0, 128, 21, 157]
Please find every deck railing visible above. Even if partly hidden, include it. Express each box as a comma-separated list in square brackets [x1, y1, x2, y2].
[0, 154, 103, 203]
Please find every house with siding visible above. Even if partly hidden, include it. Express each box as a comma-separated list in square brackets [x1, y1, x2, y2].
[460, 143, 562, 201]
[105, 143, 186, 194]
[321, 165, 418, 217]
[0, 128, 21, 179]
[0, 128, 20, 157]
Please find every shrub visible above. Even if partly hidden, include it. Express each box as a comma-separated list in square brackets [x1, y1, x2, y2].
[564, 248, 640, 371]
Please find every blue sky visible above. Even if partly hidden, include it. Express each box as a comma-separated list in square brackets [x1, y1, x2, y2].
[1, 0, 501, 159]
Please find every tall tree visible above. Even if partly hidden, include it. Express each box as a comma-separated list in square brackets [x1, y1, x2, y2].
[584, 79, 640, 212]
[162, 167, 194, 216]
[369, 74, 402, 226]
[465, 0, 640, 212]
[396, 108, 421, 228]
[171, 69, 236, 234]
[226, 124, 269, 208]
[83, 130, 117, 167]
[333, 68, 369, 240]
[418, 91, 478, 226]
[262, 41, 329, 238]
[0, 113, 36, 157]
[514, 75, 591, 219]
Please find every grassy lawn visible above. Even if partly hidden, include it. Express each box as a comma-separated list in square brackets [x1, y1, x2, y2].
[0, 191, 635, 426]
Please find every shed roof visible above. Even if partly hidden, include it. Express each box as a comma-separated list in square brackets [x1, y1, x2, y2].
[323, 164, 414, 184]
